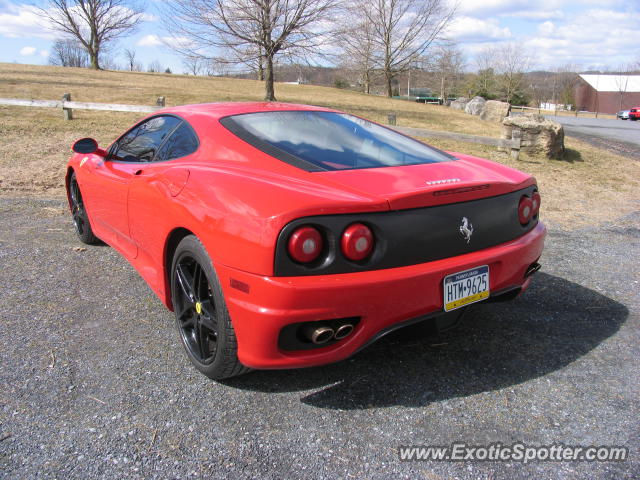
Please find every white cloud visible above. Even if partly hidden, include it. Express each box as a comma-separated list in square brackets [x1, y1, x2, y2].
[140, 12, 159, 22]
[449, 0, 627, 21]
[164, 36, 194, 50]
[451, 0, 561, 17]
[137, 34, 194, 50]
[0, 3, 55, 39]
[524, 8, 640, 67]
[1, 2, 153, 41]
[137, 34, 162, 46]
[446, 16, 512, 42]
[40, 49, 48, 57]
[444, 0, 639, 69]
[19, 46, 36, 56]
[506, 10, 565, 20]
[537, 21, 556, 36]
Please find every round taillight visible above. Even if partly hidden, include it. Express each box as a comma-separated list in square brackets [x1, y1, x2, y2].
[288, 226, 323, 263]
[341, 223, 374, 261]
[518, 196, 533, 225]
[531, 191, 541, 217]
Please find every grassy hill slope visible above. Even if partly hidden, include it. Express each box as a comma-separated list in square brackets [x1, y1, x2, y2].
[0, 63, 501, 136]
[0, 63, 638, 229]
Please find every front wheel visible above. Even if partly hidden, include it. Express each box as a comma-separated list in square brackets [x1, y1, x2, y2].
[171, 235, 249, 379]
[69, 172, 99, 245]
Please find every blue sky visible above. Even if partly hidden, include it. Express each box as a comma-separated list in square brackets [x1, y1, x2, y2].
[0, 0, 638, 73]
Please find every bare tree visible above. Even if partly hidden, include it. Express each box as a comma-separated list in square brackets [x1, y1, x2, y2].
[49, 38, 89, 67]
[474, 47, 497, 98]
[39, 0, 144, 70]
[613, 64, 633, 111]
[493, 43, 532, 103]
[163, 0, 339, 101]
[364, 0, 456, 97]
[147, 60, 163, 73]
[553, 64, 578, 109]
[100, 53, 120, 70]
[123, 48, 139, 71]
[204, 59, 220, 76]
[431, 42, 464, 101]
[337, 5, 377, 94]
[224, 45, 266, 80]
[183, 56, 204, 76]
[256, 46, 264, 80]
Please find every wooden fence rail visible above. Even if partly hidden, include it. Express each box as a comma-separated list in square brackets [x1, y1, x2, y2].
[510, 104, 616, 118]
[0, 93, 165, 118]
[389, 124, 521, 160]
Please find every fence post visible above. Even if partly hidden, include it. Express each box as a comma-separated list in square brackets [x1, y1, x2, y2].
[510, 129, 521, 161]
[387, 113, 396, 126]
[62, 93, 72, 120]
[156, 96, 165, 107]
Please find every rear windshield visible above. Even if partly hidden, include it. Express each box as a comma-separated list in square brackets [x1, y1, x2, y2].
[220, 111, 455, 172]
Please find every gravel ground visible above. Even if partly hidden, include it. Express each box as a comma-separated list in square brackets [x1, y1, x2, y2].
[1, 196, 638, 479]
[545, 115, 640, 160]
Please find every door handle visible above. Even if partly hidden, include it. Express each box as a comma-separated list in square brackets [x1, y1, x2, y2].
[134, 169, 143, 176]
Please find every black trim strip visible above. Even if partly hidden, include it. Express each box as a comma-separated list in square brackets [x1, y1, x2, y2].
[274, 186, 539, 276]
[219, 115, 327, 172]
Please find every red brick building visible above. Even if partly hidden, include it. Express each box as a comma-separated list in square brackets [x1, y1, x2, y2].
[574, 74, 640, 114]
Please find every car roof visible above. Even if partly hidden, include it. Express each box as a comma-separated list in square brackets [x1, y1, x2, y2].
[158, 102, 336, 120]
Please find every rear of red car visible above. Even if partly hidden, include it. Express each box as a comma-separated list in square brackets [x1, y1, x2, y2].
[219, 199, 544, 369]
[214, 108, 546, 369]
[629, 108, 640, 121]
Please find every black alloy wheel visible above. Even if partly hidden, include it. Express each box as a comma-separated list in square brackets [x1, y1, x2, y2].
[171, 235, 249, 379]
[69, 172, 99, 244]
[174, 254, 219, 364]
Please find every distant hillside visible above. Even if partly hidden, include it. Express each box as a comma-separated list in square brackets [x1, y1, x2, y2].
[0, 62, 502, 137]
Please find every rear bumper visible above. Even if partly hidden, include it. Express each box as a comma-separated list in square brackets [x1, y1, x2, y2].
[215, 221, 546, 369]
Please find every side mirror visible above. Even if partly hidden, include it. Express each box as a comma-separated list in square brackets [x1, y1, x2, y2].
[72, 138, 99, 154]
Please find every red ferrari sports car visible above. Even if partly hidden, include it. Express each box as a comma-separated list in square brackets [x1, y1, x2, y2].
[67, 102, 545, 379]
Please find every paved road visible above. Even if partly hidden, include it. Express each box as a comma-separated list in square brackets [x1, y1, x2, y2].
[546, 115, 640, 159]
[1, 197, 639, 479]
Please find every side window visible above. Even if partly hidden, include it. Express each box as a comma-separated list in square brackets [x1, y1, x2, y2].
[155, 122, 199, 161]
[110, 116, 182, 162]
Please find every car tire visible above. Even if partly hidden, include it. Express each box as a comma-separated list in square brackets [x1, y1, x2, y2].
[69, 171, 100, 245]
[171, 235, 250, 379]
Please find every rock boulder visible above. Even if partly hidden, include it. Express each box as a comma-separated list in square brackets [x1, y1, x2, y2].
[450, 97, 469, 111]
[480, 100, 511, 123]
[502, 114, 565, 159]
[465, 96, 486, 116]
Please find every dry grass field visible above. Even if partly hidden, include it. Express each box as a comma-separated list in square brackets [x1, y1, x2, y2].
[1, 63, 638, 229]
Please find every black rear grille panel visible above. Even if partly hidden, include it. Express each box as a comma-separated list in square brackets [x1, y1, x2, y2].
[274, 186, 538, 276]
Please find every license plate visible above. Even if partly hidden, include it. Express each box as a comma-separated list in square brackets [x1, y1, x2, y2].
[443, 265, 490, 312]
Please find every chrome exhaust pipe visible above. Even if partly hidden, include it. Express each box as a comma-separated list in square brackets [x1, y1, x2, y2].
[303, 324, 335, 344]
[525, 262, 541, 278]
[333, 323, 354, 340]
